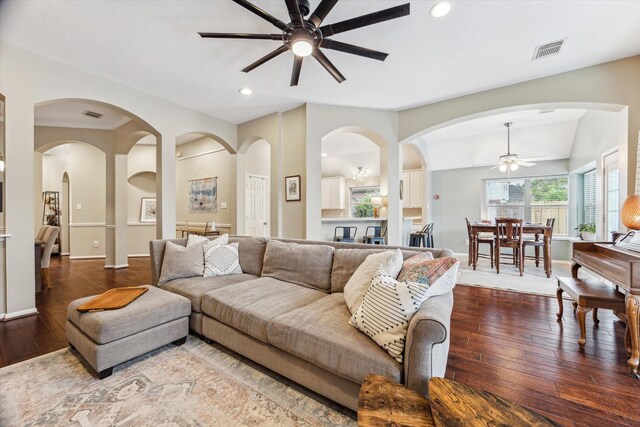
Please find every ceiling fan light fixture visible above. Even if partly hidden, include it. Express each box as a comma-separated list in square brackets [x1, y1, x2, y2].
[239, 87, 253, 95]
[430, 2, 451, 18]
[499, 164, 507, 173]
[510, 163, 519, 171]
[292, 38, 314, 57]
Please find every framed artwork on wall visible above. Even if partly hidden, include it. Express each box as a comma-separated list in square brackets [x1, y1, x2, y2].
[140, 197, 157, 223]
[285, 175, 301, 202]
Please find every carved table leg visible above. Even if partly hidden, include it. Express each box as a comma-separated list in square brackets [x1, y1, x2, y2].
[571, 262, 581, 279]
[556, 286, 564, 319]
[626, 294, 640, 377]
[576, 305, 590, 348]
[544, 236, 551, 278]
[592, 307, 599, 326]
[625, 323, 632, 356]
[472, 233, 478, 270]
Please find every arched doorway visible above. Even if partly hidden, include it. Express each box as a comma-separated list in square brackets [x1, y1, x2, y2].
[237, 137, 272, 237]
[61, 172, 70, 255]
[175, 132, 236, 237]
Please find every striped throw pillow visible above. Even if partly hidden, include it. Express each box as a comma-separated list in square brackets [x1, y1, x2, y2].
[349, 257, 459, 363]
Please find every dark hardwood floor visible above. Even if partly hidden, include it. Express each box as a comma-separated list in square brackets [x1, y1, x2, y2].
[1, 256, 638, 425]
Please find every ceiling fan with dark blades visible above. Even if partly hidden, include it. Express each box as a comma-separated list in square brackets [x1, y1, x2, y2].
[198, 0, 410, 86]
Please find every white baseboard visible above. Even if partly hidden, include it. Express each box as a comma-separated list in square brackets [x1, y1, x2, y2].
[128, 254, 150, 258]
[3, 307, 38, 321]
[69, 255, 106, 260]
[104, 264, 129, 269]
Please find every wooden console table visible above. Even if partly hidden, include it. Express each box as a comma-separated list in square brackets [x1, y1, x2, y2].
[358, 374, 558, 426]
[571, 242, 640, 376]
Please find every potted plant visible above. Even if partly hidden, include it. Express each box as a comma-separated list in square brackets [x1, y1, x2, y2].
[575, 223, 596, 241]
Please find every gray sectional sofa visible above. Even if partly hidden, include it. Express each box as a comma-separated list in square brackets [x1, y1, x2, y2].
[150, 236, 455, 411]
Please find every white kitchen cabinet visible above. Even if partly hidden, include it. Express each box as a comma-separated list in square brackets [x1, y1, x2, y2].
[401, 169, 423, 209]
[409, 170, 422, 208]
[321, 177, 346, 209]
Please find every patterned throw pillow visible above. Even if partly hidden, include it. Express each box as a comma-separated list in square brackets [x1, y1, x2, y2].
[350, 257, 459, 363]
[203, 242, 243, 277]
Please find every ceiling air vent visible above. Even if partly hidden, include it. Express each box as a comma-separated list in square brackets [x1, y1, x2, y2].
[532, 39, 565, 60]
[83, 110, 103, 119]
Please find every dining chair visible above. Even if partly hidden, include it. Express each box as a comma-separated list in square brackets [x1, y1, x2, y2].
[334, 226, 357, 243]
[495, 218, 524, 276]
[523, 218, 555, 268]
[41, 226, 60, 288]
[465, 218, 494, 268]
[364, 226, 386, 245]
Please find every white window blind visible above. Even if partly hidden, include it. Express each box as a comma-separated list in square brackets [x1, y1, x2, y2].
[583, 169, 596, 225]
[484, 175, 568, 236]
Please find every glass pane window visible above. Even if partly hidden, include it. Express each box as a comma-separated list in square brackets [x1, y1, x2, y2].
[583, 169, 596, 225]
[350, 186, 380, 218]
[607, 168, 619, 232]
[485, 175, 568, 236]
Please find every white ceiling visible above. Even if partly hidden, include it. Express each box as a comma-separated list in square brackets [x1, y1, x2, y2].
[322, 132, 378, 156]
[2, 1, 639, 124]
[35, 100, 132, 130]
[419, 108, 588, 171]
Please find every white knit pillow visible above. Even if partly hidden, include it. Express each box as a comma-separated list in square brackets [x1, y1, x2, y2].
[187, 233, 229, 247]
[203, 242, 243, 277]
[343, 249, 403, 314]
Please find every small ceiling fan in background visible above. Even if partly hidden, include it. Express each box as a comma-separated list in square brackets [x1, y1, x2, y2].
[198, 0, 410, 86]
[489, 122, 544, 172]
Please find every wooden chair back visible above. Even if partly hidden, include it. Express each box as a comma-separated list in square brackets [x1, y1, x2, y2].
[495, 218, 523, 244]
[546, 218, 556, 238]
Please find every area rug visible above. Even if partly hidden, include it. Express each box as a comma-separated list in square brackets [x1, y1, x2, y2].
[0, 337, 356, 426]
[454, 254, 597, 297]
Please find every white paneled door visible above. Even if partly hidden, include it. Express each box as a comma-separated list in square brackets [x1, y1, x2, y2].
[245, 174, 269, 237]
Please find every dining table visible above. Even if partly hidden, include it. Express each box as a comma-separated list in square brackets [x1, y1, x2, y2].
[469, 222, 553, 278]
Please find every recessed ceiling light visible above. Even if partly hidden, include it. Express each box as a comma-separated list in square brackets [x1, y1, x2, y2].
[321, 153, 328, 157]
[239, 87, 253, 95]
[430, 2, 451, 18]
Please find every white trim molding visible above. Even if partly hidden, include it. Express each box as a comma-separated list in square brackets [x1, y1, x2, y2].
[3, 307, 38, 321]
[69, 255, 106, 260]
[128, 253, 150, 258]
[69, 223, 106, 228]
[104, 264, 129, 269]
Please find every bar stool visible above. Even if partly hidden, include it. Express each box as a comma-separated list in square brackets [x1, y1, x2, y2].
[364, 226, 386, 245]
[334, 226, 357, 243]
[410, 223, 434, 247]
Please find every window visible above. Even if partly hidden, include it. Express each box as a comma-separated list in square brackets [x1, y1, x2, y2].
[484, 175, 568, 236]
[582, 169, 596, 225]
[350, 186, 380, 218]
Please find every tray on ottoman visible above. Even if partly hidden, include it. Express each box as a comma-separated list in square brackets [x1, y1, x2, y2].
[66, 285, 191, 378]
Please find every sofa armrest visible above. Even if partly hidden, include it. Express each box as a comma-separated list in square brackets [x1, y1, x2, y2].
[404, 291, 453, 397]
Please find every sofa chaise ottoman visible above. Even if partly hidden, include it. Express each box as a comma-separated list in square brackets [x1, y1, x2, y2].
[66, 285, 191, 378]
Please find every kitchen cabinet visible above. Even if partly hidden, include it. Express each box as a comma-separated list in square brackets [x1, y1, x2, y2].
[402, 169, 423, 209]
[321, 176, 346, 209]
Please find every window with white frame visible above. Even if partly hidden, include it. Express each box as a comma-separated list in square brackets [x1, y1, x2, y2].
[582, 169, 597, 225]
[484, 175, 568, 236]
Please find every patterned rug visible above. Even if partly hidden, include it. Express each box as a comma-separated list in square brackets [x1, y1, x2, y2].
[0, 337, 356, 426]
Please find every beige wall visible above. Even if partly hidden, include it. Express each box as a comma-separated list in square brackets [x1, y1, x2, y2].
[245, 138, 270, 178]
[282, 106, 307, 239]
[175, 137, 236, 233]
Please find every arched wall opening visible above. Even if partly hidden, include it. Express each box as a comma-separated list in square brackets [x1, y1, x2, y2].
[61, 172, 70, 255]
[34, 98, 161, 268]
[404, 102, 629, 260]
[175, 132, 236, 236]
[318, 126, 398, 243]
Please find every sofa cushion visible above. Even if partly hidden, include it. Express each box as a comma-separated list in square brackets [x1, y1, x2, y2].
[267, 293, 402, 384]
[67, 285, 191, 345]
[331, 248, 425, 293]
[158, 241, 205, 285]
[201, 277, 326, 342]
[261, 240, 334, 292]
[229, 236, 269, 276]
[160, 273, 258, 312]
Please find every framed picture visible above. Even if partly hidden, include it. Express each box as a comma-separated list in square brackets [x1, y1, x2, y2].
[140, 197, 157, 223]
[285, 175, 301, 202]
